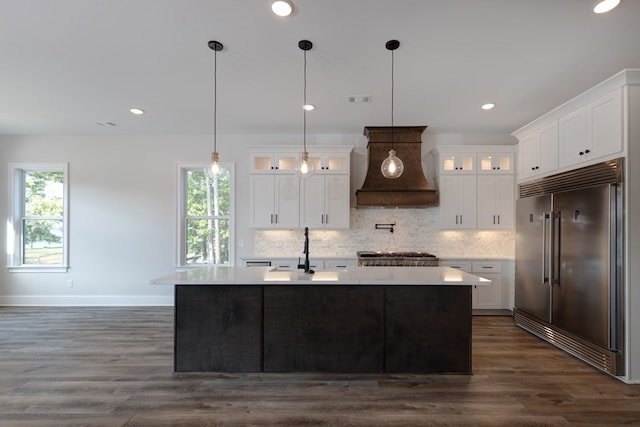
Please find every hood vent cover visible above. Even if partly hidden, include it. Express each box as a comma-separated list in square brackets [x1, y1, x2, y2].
[356, 126, 438, 208]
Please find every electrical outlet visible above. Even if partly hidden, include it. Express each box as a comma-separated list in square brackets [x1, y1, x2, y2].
[66, 280, 73, 288]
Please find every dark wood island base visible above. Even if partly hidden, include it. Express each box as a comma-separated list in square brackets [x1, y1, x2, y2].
[175, 284, 472, 374]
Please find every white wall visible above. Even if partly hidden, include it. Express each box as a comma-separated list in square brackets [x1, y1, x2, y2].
[0, 131, 514, 305]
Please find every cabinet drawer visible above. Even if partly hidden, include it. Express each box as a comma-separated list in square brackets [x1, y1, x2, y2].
[471, 261, 502, 274]
[439, 260, 472, 273]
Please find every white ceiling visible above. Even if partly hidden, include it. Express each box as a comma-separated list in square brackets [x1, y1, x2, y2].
[1, 0, 639, 138]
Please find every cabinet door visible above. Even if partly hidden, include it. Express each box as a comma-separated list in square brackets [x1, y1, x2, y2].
[473, 273, 502, 309]
[472, 261, 503, 309]
[440, 153, 475, 174]
[537, 121, 559, 175]
[274, 175, 300, 228]
[587, 87, 623, 160]
[477, 176, 514, 229]
[439, 175, 461, 228]
[250, 175, 275, 228]
[439, 175, 476, 229]
[324, 175, 350, 228]
[559, 106, 587, 168]
[301, 175, 350, 229]
[457, 175, 477, 229]
[518, 133, 539, 180]
[301, 176, 325, 228]
[478, 153, 514, 174]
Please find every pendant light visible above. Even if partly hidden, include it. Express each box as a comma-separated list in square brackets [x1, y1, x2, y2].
[381, 39, 404, 179]
[208, 40, 223, 177]
[296, 40, 315, 178]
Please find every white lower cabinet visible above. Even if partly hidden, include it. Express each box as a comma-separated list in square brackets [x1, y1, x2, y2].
[439, 259, 504, 309]
[471, 261, 502, 309]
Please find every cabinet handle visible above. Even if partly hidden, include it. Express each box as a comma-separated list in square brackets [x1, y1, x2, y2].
[482, 266, 494, 269]
[455, 215, 459, 225]
[497, 215, 500, 224]
[321, 214, 324, 224]
[459, 215, 463, 224]
[275, 214, 278, 224]
[579, 151, 584, 156]
[325, 214, 328, 224]
[270, 214, 274, 224]
[585, 149, 590, 154]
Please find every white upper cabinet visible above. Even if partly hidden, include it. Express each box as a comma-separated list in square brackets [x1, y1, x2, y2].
[301, 175, 350, 229]
[439, 152, 475, 174]
[435, 145, 516, 230]
[559, 88, 623, 168]
[249, 145, 353, 229]
[439, 175, 477, 229]
[477, 175, 515, 229]
[518, 121, 559, 181]
[251, 152, 297, 174]
[477, 152, 514, 174]
[250, 175, 300, 229]
[514, 72, 633, 182]
[307, 152, 351, 174]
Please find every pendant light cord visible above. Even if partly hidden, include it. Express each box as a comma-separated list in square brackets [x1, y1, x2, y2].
[391, 47, 395, 150]
[213, 48, 218, 153]
[303, 49, 307, 151]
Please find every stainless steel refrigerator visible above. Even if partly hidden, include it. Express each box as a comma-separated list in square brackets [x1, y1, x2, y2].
[514, 158, 624, 376]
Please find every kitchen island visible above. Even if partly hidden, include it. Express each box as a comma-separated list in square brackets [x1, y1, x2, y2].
[154, 266, 489, 374]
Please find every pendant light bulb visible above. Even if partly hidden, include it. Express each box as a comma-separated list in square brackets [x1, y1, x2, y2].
[381, 149, 404, 179]
[210, 151, 220, 177]
[296, 151, 315, 177]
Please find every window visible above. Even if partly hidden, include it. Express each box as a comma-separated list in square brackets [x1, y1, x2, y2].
[7, 163, 69, 272]
[178, 164, 234, 266]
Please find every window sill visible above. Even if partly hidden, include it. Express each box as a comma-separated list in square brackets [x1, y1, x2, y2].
[7, 265, 70, 273]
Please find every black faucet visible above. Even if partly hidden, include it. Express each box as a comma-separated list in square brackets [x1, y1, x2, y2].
[301, 227, 314, 274]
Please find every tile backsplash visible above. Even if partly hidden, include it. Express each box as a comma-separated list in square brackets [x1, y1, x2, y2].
[253, 208, 515, 259]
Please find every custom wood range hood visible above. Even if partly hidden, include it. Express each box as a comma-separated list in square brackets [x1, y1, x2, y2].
[356, 126, 438, 208]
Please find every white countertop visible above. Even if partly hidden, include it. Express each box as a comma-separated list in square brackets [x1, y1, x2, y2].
[152, 266, 491, 286]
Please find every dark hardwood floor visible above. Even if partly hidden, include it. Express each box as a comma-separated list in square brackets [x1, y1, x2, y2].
[1, 306, 639, 426]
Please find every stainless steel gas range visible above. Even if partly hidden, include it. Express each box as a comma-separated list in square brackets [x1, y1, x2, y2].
[356, 251, 439, 267]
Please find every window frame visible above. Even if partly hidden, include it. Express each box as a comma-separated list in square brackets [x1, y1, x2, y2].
[176, 163, 235, 267]
[7, 162, 70, 272]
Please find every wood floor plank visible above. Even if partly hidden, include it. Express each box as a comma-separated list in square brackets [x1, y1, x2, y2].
[1, 306, 639, 426]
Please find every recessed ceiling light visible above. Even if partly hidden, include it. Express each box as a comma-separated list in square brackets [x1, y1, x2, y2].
[271, 0, 294, 17]
[593, 0, 621, 14]
[481, 103, 495, 110]
[129, 108, 145, 115]
[303, 104, 315, 111]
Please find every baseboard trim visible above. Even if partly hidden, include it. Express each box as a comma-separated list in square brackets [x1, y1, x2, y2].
[0, 295, 174, 306]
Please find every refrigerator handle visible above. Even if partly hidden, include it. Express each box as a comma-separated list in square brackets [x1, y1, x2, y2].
[551, 211, 560, 287]
[542, 212, 549, 285]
